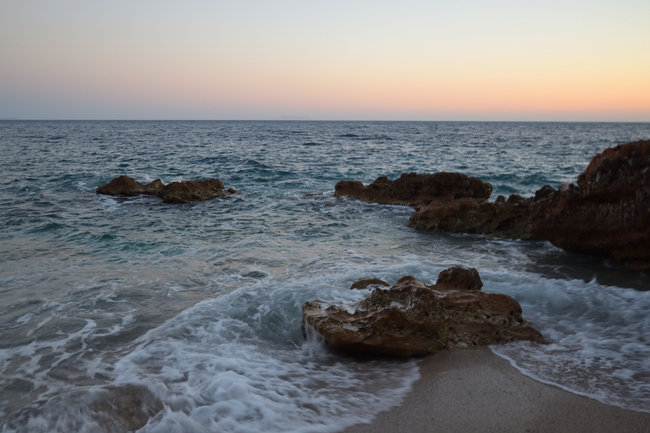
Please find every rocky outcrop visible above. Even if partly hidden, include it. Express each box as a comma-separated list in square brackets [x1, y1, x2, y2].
[158, 179, 232, 204]
[334, 172, 492, 208]
[333, 140, 650, 269]
[96, 175, 163, 196]
[97, 176, 236, 204]
[334, 172, 534, 239]
[408, 194, 534, 240]
[530, 140, 650, 271]
[302, 267, 546, 357]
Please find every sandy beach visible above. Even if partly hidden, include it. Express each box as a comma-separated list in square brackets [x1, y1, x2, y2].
[344, 347, 650, 433]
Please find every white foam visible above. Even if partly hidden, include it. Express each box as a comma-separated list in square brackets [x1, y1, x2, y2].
[485, 272, 650, 413]
[94, 278, 421, 433]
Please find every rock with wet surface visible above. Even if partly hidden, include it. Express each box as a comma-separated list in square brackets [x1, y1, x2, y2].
[334, 173, 535, 239]
[302, 267, 546, 357]
[97, 176, 236, 204]
[349, 278, 390, 290]
[408, 194, 534, 240]
[334, 172, 492, 208]
[530, 140, 650, 270]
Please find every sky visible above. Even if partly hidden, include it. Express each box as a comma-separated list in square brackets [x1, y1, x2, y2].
[1, 0, 649, 121]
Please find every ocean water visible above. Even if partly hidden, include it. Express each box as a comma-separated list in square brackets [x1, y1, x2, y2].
[0, 120, 649, 432]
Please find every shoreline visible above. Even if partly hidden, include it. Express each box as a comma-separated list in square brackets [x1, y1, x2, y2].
[343, 347, 650, 433]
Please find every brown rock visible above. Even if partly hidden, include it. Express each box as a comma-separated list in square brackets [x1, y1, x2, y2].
[530, 140, 650, 270]
[302, 268, 546, 357]
[97, 176, 234, 204]
[349, 278, 390, 290]
[142, 179, 164, 195]
[435, 266, 482, 291]
[160, 179, 225, 204]
[334, 172, 535, 240]
[96, 175, 144, 196]
[408, 196, 534, 240]
[334, 172, 492, 208]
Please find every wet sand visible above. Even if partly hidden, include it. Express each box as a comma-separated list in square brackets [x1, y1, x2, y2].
[344, 347, 650, 433]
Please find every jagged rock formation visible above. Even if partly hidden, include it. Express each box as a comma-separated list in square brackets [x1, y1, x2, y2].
[97, 175, 236, 204]
[530, 140, 650, 271]
[302, 267, 546, 357]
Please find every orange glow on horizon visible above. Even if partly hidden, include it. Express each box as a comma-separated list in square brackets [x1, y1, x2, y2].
[2, 1, 649, 120]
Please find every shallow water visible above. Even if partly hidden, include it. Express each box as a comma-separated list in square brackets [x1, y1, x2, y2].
[1, 121, 649, 432]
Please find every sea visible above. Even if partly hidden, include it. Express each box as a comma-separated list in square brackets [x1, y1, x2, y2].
[0, 120, 649, 432]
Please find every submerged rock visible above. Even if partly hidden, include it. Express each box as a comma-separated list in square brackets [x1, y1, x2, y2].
[97, 176, 236, 204]
[334, 172, 492, 208]
[530, 140, 650, 270]
[4, 384, 162, 432]
[302, 267, 546, 357]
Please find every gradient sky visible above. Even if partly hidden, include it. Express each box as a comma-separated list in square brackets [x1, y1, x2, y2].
[1, 0, 649, 121]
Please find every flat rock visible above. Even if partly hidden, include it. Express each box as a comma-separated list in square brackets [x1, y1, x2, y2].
[530, 140, 650, 270]
[97, 176, 235, 204]
[302, 267, 546, 357]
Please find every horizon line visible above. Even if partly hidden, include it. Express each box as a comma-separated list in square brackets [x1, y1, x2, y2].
[2, 118, 649, 123]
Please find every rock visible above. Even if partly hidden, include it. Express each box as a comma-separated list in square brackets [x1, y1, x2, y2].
[334, 172, 492, 208]
[302, 267, 546, 357]
[349, 278, 390, 290]
[96, 175, 146, 196]
[435, 266, 482, 291]
[97, 176, 235, 204]
[334, 172, 535, 239]
[530, 140, 650, 270]
[408, 196, 534, 240]
[142, 179, 165, 195]
[534, 185, 556, 201]
[159, 179, 226, 204]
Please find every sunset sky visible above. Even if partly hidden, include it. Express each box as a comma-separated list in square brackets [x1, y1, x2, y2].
[1, 0, 649, 121]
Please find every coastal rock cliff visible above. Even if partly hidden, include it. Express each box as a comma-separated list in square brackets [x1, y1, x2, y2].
[302, 267, 546, 357]
[97, 176, 236, 204]
[530, 140, 650, 271]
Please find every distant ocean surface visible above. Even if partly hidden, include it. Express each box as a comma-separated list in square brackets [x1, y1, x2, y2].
[1, 121, 649, 432]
